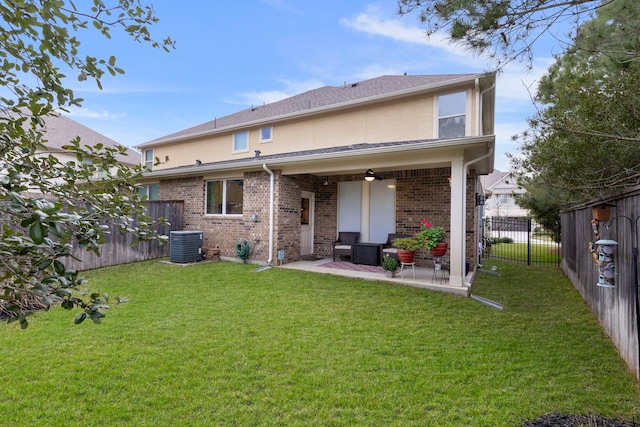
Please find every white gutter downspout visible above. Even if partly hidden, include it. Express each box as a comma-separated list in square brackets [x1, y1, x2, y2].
[262, 164, 275, 264]
[475, 78, 480, 137]
[459, 81, 495, 284]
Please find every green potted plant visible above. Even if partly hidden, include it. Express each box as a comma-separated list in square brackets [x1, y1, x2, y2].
[392, 237, 422, 263]
[415, 219, 447, 255]
[382, 254, 399, 278]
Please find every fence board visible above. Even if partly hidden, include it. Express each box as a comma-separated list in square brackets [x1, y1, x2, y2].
[63, 200, 183, 271]
[561, 187, 640, 380]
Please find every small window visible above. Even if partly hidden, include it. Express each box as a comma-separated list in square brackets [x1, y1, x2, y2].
[206, 179, 243, 215]
[438, 92, 466, 138]
[137, 184, 160, 200]
[259, 127, 273, 143]
[144, 149, 154, 170]
[233, 131, 249, 153]
[499, 194, 509, 204]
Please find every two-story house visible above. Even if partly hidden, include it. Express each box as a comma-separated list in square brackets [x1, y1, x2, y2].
[136, 73, 496, 287]
[482, 169, 528, 219]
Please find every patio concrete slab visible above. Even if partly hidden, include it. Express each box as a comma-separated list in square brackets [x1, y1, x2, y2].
[278, 258, 471, 297]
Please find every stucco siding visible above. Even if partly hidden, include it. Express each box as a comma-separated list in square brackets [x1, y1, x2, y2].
[150, 95, 437, 171]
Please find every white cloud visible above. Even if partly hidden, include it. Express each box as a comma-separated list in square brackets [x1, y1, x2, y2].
[234, 78, 325, 106]
[340, 5, 471, 59]
[354, 64, 405, 80]
[496, 57, 554, 104]
[65, 107, 122, 121]
[493, 121, 531, 171]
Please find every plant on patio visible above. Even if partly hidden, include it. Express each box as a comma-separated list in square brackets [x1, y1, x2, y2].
[382, 254, 399, 275]
[392, 237, 422, 251]
[415, 219, 447, 250]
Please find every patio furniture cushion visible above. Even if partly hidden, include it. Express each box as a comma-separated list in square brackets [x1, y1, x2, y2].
[333, 232, 360, 261]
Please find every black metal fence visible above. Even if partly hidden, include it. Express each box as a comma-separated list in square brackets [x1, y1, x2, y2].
[481, 216, 561, 267]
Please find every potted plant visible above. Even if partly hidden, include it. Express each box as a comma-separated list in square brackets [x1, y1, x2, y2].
[382, 254, 399, 278]
[415, 219, 447, 256]
[392, 237, 422, 263]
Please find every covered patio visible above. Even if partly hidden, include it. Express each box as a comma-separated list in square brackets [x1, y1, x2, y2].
[278, 257, 473, 297]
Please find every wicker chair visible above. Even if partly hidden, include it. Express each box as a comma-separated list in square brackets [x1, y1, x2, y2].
[332, 232, 360, 261]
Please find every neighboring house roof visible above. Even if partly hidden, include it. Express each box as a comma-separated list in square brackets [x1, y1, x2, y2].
[138, 73, 481, 148]
[485, 170, 510, 190]
[41, 113, 140, 166]
[484, 170, 524, 192]
[2, 109, 140, 166]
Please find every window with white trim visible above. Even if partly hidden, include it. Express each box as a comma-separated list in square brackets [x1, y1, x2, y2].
[259, 126, 273, 143]
[233, 131, 249, 153]
[438, 92, 466, 138]
[206, 179, 243, 215]
[144, 149, 154, 170]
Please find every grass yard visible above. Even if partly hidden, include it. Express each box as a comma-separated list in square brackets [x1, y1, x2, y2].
[1, 259, 639, 426]
[488, 242, 561, 265]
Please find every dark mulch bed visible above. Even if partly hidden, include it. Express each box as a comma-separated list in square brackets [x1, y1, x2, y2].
[521, 414, 637, 426]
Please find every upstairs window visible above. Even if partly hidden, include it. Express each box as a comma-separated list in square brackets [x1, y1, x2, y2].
[233, 131, 249, 153]
[144, 149, 154, 170]
[259, 127, 273, 143]
[206, 179, 243, 215]
[438, 92, 467, 138]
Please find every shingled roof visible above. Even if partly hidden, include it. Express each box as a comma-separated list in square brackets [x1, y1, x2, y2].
[141, 73, 478, 146]
[39, 113, 140, 166]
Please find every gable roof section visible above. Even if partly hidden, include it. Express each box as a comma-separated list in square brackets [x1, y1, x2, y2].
[2, 109, 140, 166]
[138, 73, 480, 148]
[485, 170, 510, 190]
[40, 113, 140, 166]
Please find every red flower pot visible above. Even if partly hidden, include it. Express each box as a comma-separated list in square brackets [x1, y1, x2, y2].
[397, 249, 415, 264]
[430, 242, 448, 257]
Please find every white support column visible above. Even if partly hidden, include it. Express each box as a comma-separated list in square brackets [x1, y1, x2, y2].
[449, 159, 465, 286]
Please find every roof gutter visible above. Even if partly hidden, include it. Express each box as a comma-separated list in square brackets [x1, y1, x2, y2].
[137, 73, 493, 149]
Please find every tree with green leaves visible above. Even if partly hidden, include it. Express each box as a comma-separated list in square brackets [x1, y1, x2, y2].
[398, 0, 640, 224]
[511, 0, 640, 204]
[0, 1, 174, 328]
[397, 0, 611, 69]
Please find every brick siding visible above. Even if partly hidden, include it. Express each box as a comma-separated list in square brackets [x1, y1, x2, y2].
[158, 166, 479, 270]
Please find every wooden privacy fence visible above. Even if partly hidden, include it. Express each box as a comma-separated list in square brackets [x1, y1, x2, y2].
[561, 186, 640, 380]
[63, 200, 183, 272]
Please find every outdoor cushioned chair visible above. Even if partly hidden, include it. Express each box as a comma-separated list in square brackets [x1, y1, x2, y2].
[381, 233, 411, 260]
[333, 232, 360, 261]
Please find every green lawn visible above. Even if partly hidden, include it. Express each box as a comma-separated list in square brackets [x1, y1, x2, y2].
[489, 241, 561, 264]
[1, 259, 638, 426]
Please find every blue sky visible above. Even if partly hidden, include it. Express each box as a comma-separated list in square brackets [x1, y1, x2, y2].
[65, 0, 567, 171]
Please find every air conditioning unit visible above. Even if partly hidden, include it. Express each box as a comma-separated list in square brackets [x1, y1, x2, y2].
[169, 231, 203, 263]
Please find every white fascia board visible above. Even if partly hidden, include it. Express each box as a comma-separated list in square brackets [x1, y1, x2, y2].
[142, 136, 494, 179]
